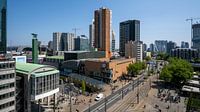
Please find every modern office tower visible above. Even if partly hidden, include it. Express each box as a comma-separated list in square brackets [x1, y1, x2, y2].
[143, 43, 147, 52]
[0, 2, 16, 111]
[111, 30, 115, 52]
[166, 41, 176, 54]
[16, 63, 59, 112]
[119, 20, 140, 56]
[0, 0, 7, 54]
[53, 32, 62, 51]
[149, 43, 158, 52]
[62, 33, 75, 51]
[74, 35, 89, 51]
[171, 48, 198, 61]
[181, 41, 189, 48]
[53, 32, 75, 52]
[0, 54, 16, 112]
[155, 40, 167, 53]
[32, 34, 38, 64]
[192, 24, 200, 49]
[89, 20, 95, 50]
[125, 41, 143, 62]
[94, 7, 111, 58]
[48, 41, 53, 50]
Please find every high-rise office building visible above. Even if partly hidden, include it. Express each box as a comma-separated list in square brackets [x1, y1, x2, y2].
[181, 41, 189, 48]
[149, 43, 157, 52]
[74, 35, 89, 51]
[53, 32, 75, 52]
[0, 0, 7, 54]
[48, 41, 53, 50]
[89, 20, 95, 50]
[0, 55, 16, 112]
[143, 43, 147, 52]
[192, 24, 200, 50]
[119, 20, 140, 56]
[53, 32, 62, 51]
[166, 41, 176, 54]
[111, 30, 115, 52]
[0, 1, 16, 111]
[94, 7, 111, 58]
[155, 40, 167, 53]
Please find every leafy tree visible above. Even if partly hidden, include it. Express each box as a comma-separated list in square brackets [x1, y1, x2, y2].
[157, 53, 169, 61]
[160, 58, 193, 86]
[144, 56, 151, 62]
[127, 62, 146, 77]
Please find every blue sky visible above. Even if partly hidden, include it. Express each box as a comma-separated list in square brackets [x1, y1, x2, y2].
[8, 0, 200, 48]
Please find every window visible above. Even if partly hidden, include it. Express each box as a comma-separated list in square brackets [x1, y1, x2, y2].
[0, 101, 15, 110]
[0, 83, 15, 90]
[0, 91, 15, 100]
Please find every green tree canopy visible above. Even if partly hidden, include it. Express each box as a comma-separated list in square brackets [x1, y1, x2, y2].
[127, 62, 146, 77]
[160, 58, 193, 86]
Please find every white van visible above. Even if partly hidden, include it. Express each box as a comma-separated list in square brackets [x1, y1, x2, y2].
[95, 93, 104, 101]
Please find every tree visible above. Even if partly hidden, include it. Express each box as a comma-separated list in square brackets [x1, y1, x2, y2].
[157, 53, 169, 61]
[127, 62, 146, 77]
[144, 56, 151, 62]
[160, 58, 193, 86]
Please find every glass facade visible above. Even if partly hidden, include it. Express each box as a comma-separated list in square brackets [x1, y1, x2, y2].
[120, 20, 140, 56]
[0, 0, 7, 53]
[31, 73, 59, 95]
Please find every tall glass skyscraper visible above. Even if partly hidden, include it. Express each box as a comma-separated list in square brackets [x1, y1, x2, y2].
[0, 0, 7, 54]
[119, 20, 140, 56]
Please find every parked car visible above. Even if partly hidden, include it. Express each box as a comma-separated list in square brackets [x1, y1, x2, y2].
[95, 93, 104, 101]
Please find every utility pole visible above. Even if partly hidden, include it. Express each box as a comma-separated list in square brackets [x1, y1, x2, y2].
[72, 28, 81, 38]
[186, 17, 200, 47]
[104, 95, 107, 112]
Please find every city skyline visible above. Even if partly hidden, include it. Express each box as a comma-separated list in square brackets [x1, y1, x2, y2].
[8, 0, 200, 48]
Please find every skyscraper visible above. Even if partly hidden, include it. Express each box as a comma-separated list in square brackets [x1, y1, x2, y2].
[119, 20, 140, 56]
[0, 1, 16, 111]
[53, 32, 75, 51]
[143, 43, 147, 52]
[192, 24, 200, 50]
[0, 55, 16, 112]
[155, 40, 167, 53]
[94, 7, 111, 58]
[89, 20, 95, 50]
[181, 41, 189, 48]
[0, 0, 7, 54]
[74, 35, 89, 51]
[166, 41, 176, 54]
[149, 43, 157, 52]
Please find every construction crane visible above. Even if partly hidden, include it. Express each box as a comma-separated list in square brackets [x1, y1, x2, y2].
[72, 28, 81, 38]
[186, 17, 200, 47]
